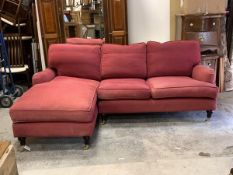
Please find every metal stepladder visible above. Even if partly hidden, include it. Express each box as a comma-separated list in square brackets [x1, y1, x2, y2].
[0, 12, 24, 108]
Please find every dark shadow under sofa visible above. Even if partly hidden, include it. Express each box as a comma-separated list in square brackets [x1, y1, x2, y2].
[9, 41, 218, 149]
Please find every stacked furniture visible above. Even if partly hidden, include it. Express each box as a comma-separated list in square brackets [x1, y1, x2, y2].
[9, 41, 218, 149]
[37, 0, 128, 62]
[0, 0, 28, 26]
[1, 0, 33, 86]
[176, 13, 226, 91]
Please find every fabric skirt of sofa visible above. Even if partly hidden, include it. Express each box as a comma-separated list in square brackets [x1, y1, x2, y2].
[98, 98, 216, 114]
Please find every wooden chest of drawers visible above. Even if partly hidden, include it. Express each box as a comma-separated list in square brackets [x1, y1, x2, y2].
[183, 16, 221, 32]
[180, 14, 225, 48]
[176, 13, 226, 90]
[201, 54, 219, 74]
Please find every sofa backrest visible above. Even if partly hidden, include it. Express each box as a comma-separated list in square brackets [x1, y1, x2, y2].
[101, 43, 147, 79]
[48, 44, 101, 81]
[66, 38, 104, 45]
[147, 41, 201, 77]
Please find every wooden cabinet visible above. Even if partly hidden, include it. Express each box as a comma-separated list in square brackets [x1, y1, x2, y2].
[176, 13, 226, 89]
[201, 55, 218, 74]
[183, 17, 220, 32]
[103, 0, 128, 45]
[180, 14, 225, 47]
[37, 0, 65, 64]
[184, 32, 218, 45]
[37, 0, 128, 65]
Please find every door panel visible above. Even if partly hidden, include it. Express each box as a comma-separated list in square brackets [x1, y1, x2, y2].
[112, 36, 125, 45]
[37, 0, 62, 65]
[111, 0, 124, 30]
[44, 38, 59, 56]
[41, 2, 57, 33]
[104, 0, 128, 45]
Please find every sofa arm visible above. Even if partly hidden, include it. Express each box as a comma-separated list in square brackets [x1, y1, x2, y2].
[32, 68, 56, 86]
[192, 65, 215, 84]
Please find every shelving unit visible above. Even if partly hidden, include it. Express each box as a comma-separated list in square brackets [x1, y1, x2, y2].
[0, 0, 32, 86]
[63, 0, 104, 39]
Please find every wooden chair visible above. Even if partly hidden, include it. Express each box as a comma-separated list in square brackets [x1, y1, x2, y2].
[1, 33, 30, 86]
[0, 1, 31, 87]
[0, 0, 27, 26]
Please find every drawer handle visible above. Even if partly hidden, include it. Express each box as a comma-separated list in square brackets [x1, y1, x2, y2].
[190, 23, 194, 27]
[208, 63, 212, 66]
[213, 22, 216, 26]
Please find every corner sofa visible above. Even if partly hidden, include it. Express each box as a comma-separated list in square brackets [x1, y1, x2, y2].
[9, 41, 218, 149]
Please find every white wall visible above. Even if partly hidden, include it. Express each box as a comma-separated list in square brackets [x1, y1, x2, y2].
[127, 0, 170, 44]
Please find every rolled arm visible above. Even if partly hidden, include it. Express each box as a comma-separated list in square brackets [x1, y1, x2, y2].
[192, 65, 215, 84]
[32, 68, 56, 86]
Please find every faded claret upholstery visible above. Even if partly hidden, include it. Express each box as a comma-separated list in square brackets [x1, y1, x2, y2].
[9, 41, 218, 142]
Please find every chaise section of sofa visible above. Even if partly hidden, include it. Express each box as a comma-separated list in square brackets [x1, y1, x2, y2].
[10, 44, 101, 149]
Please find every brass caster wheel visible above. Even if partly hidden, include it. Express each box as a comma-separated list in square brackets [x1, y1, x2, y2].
[83, 145, 90, 150]
[101, 120, 107, 125]
[205, 110, 213, 122]
[82, 136, 90, 150]
[100, 114, 108, 125]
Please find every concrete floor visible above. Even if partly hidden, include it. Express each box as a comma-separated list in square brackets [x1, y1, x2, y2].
[1, 92, 233, 175]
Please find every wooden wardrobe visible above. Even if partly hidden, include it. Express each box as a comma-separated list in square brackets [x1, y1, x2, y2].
[37, 0, 128, 65]
[103, 0, 128, 45]
[37, 0, 65, 64]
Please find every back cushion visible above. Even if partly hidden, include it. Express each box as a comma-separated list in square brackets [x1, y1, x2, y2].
[49, 44, 101, 80]
[101, 43, 147, 79]
[147, 41, 201, 77]
[66, 38, 104, 45]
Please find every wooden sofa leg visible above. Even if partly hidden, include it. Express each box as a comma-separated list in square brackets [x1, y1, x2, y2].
[83, 136, 90, 150]
[100, 114, 108, 125]
[18, 137, 26, 146]
[206, 110, 213, 120]
[230, 168, 233, 175]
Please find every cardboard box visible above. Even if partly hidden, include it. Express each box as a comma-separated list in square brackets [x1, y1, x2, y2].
[0, 141, 10, 159]
[181, 0, 226, 14]
[0, 142, 18, 175]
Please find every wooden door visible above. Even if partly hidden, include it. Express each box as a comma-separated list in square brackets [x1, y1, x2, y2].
[37, 0, 64, 64]
[103, 0, 128, 45]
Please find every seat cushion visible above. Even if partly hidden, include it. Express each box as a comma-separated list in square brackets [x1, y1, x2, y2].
[147, 41, 201, 77]
[147, 76, 218, 99]
[10, 76, 99, 123]
[98, 79, 151, 100]
[101, 43, 147, 79]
